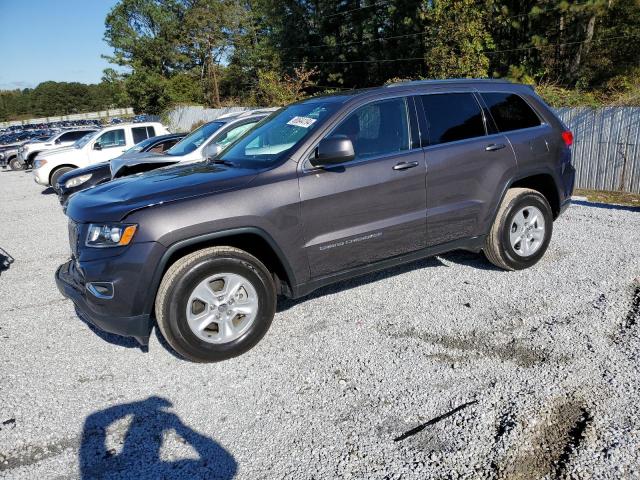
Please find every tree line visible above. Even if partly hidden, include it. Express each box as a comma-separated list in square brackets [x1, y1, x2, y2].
[0, 75, 129, 121]
[2, 0, 639, 120]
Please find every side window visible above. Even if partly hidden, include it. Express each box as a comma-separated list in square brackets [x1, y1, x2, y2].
[160, 139, 179, 152]
[96, 129, 125, 149]
[59, 131, 87, 142]
[132, 126, 154, 144]
[481, 92, 541, 132]
[421, 93, 485, 145]
[214, 122, 255, 148]
[328, 97, 410, 161]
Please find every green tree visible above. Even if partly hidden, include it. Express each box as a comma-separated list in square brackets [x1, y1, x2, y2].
[421, 0, 494, 79]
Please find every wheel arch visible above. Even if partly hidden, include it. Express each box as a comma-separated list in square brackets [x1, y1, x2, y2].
[509, 173, 561, 218]
[49, 164, 78, 184]
[146, 227, 297, 315]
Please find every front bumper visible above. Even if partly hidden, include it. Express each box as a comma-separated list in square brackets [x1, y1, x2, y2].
[56, 259, 153, 345]
[32, 166, 50, 186]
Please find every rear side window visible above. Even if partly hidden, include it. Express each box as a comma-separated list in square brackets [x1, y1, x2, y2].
[481, 93, 541, 132]
[132, 126, 156, 144]
[421, 93, 485, 145]
[328, 97, 410, 161]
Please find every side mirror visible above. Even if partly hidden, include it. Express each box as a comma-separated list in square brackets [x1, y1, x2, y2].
[93, 142, 102, 151]
[204, 142, 222, 159]
[310, 136, 355, 167]
[55, 138, 61, 144]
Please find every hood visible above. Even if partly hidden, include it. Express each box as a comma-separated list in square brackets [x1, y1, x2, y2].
[110, 151, 177, 177]
[65, 161, 259, 223]
[38, 146, 76, 158]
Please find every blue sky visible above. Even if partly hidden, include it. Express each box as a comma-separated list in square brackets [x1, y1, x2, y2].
[0, 0, 120, 90]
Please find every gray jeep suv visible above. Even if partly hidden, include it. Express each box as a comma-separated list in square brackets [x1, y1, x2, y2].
[56, 79, 575, 362]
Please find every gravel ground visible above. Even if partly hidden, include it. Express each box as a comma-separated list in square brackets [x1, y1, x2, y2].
[0, 168, 639, 480]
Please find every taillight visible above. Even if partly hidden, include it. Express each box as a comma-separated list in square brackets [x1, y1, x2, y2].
[561, 130, 573, 147]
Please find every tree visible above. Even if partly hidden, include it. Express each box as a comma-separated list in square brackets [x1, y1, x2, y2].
[421, 0, 494, 79]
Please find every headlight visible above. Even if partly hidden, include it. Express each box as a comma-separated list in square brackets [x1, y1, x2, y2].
[65, 174, 92, 188]
[86, 223, 137, 248]
[34, 159, 47, 169]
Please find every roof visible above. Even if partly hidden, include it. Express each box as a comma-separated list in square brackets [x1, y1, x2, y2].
[297, 78, 523, 105]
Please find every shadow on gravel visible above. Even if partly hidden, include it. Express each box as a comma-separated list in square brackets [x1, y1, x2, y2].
[277, 249, 501, 312]
[0, 247, 15, 275]
[80, 396, 237, 479]
[277, 256, 447, 312]
[571, 199, 640, 213]
[40, 187, 56, 195]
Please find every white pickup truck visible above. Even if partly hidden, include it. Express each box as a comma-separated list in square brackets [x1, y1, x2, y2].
[19, 128, 98, 169]
[32, 122, 169, 187]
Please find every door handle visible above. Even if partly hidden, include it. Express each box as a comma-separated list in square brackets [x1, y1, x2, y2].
[485, 143, 506, 152]
[393, 161, 419, 171]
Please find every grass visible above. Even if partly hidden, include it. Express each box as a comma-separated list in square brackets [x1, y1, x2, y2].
[574, 188, 640, 207]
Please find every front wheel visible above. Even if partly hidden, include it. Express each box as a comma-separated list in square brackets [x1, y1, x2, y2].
[9, 157, 24, 171]
[483, 188, 553, 270]
[155, 246, 276, 362]
[50, 167, 75, 189]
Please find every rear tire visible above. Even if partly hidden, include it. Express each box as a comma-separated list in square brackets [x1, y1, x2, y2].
[50, 167, 74, 189]
[155, 246, 276, 362]
[9, 157, 24, 171]
[484, 188, 553, 271]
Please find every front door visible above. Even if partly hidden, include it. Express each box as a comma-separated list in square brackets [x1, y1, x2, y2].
[91, 128, 127, 164]
[299, 96, 427, 278]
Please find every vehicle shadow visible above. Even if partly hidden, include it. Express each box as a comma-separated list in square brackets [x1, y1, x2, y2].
[277, 250, 502, 312]
[74, 306, 148, 352]
[41, 187, 56, 195]
[79, 396, 237, 479]
[571, 199, 640, 213]
[0, 247, 14, 276]
[278, 255, 451, 312]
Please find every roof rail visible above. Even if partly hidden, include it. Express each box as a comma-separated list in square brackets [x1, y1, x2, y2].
[386, 78, 514, 88]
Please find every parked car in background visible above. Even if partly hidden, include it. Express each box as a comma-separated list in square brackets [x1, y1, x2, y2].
[0, 145, 21, 170]
[109, 108, 276, 178]
[56, 79, 575, 362]
[32, 122, 169, 187]
[55, 110, 273, 205]
[55, 133, 186, 204]
[17, 128, 98, 170]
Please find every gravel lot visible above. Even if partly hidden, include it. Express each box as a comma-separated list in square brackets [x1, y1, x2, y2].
[0, 168, 639, 479]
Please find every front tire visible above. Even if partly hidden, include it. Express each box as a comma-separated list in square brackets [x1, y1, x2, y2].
[483, 188, 553, 270]
[9, 157, 24, 171]
[50, 167, 74, 189]
[155, 246, 276, 362]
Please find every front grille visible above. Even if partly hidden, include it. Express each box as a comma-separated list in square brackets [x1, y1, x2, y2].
[68, 220, 80, 258]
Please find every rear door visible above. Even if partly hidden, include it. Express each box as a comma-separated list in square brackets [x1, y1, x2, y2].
[419, 91, 517, 246]
[299, 96, 427, 278]
[479, 92, 549, 171]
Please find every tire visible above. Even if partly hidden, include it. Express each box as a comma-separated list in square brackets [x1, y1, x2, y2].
[155, 246, 277, 362]
[483, 188, 553, 271]
[9, 157, 24, 171]
[50, 167, 75, 189]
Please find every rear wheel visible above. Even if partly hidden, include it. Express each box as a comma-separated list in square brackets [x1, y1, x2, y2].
[155, 246, 276, 362]
[50, 167, 74, 189]
[484, 188, 553, 270]
[9, 157, 24, 171]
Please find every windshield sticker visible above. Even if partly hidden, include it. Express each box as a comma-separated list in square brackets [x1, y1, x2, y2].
[287, 116, 317, 128]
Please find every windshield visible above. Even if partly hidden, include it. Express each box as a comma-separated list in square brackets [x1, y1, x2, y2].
[74, 130, 100, 149]
[166, 121, 225, 156]
[218, 102, 339, 167]
[123, 136, 157, 154]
